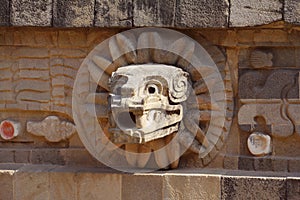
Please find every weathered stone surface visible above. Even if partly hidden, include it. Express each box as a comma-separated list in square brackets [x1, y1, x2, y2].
[53, 0, 95, 27]
[0, 0, 10, 26]
[239, 70, 299, 99]
[221, 176, 286, 199]
[14, 165, 55, 200]
[122, 174, 163, 200]
[95, 0, 133, 27]
[133, 0, 175, 26]
[175, 0, 229, 27]
[287, 177, 300, 199]
[50, 172, 76, 200]
[134, 0, 229, 27]
[285, 0, 300, 25]
[238, 156, 254, 171]
[77, 173, 121, 200]
[230, 0, 282, 27]
[0, 170, 13, 200]
[11, 0, 52, 26]
[247, 132, 272, 156]
[239, 48, 298, 69]
[164, 174, 221, 199]
[27, 116, 76, 142]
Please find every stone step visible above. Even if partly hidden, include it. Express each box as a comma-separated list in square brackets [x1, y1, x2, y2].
[0, 164, 299, 200]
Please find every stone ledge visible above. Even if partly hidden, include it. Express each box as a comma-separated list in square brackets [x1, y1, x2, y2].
[1, 164, 300, 200]
[0, 0, 299, 28]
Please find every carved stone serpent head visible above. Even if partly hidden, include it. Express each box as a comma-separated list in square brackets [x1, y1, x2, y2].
[109, 64, 189, 144]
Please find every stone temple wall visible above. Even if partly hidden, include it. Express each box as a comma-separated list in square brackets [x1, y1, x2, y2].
[1, 24, 300, 171]
[0, 0, 299, 28]
[0, 0, 300, 199]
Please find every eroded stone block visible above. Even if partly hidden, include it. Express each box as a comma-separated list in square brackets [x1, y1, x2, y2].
[221, 176, 286, 199]
[0, 170, 14, 200]
[285, 0, 300, 25]
[164, 174, 221, 199]
[53, 0, 95, 27]
[122, 174, 162, 200]
[78, 173, 121, 200]
[175, 0, 229, 27]
[287, 178, 300, 199]
[95, 0, 133, 27]
[50, 172, 76, 200]
[230, 0, 282, 27]
[133, 0, 175, 26]
[11, 0, 52, 26]
[0, 0, 10, 26]
[239, 70, 299, 99]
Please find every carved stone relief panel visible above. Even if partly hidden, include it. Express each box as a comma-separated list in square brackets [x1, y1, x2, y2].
[72, 28, 233, 170]
[238, 47, 300, 159]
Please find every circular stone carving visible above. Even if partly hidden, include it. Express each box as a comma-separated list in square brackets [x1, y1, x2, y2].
[247, 132, 272, 156]
[72, 28, 233, 171]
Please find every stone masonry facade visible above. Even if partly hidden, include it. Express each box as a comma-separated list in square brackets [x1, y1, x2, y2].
[1, 0, 300, 199]
[0, 0, 299, 27]
[1, 23, 300, 171]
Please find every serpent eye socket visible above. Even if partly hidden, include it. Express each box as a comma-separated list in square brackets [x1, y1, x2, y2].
[146, 83, 161, 95]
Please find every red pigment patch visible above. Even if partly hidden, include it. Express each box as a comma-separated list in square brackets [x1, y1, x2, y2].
[1, 121, 14, 139]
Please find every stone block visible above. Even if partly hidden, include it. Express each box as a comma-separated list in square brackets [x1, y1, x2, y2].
[253, 30, 288, 44]
[0, 30, 14, 45]
[230, 0, 282, 27]
[96, 0, 133, 27]
[285, 0, 300, 25]
[57, 30, 87, 48]
[287, 177, 300, 200]
[0, 170, 14, 200]
[53, 0, 95, 27]
[14, 165, 55, 200]
[122, 174, 163, 200]
[221, 176, 286, 199]
[50, 172, 76, 200]
[14, 150, 30, 163]
[272, 158, 288, 172]
[223, 155, 238, 170]
[11, 0, 52, 26]
[13, 30, 57, 47]
[175, 0, 229, 28]
[0, 150, 14, 163]
[288, 159, 300, 172]
[30, 149, 65, 165]
[0, 0, 10, 26]
[62, 148, 102, 167]
[77, 173, 121, 200]
[164, 174, 221, 199]
[253, 157, 272, 171]
[13, 48, 49, 58]
[133, 0, 175, 26]
[238, 156, 254, 171]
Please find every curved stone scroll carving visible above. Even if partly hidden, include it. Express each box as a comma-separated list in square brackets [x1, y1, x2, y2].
[72, 28, 233, 171]
[238, 71, 300, 138]
[26, 116, 76, 142]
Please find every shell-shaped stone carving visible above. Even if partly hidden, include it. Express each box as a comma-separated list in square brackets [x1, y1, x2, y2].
[250, 50, 273, 68]
[247, 132, 272, 156]
[27, 116, 76, 142]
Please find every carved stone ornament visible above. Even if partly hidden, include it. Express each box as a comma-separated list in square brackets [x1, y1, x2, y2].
[0, 120, 21, 140]
[26, 116, 76, 142]
[247, 132, 272, 156]
[72, 28, 233, 171]
[109, 64, 189, 143]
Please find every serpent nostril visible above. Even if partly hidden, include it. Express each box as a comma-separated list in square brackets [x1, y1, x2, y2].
[121, 87, 134, 97]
